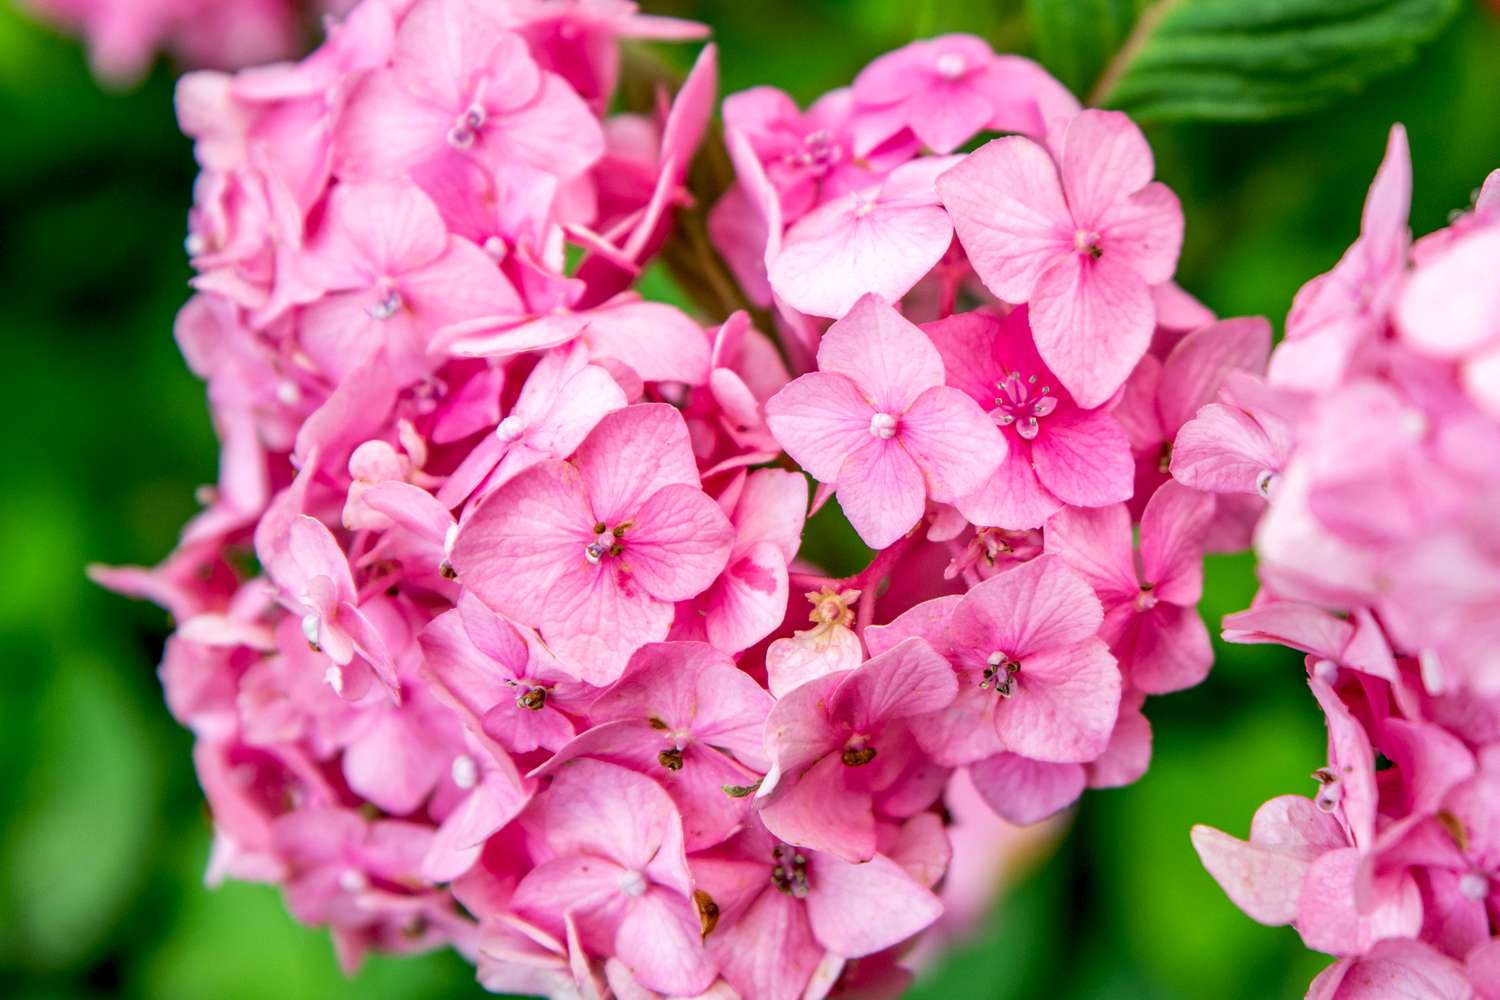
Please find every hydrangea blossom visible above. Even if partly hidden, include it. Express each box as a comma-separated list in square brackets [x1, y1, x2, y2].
[98, 7, 1235, 995]
[1181, 126, 1500, 997]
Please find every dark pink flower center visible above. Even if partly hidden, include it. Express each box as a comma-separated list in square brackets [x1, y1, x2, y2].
[584, 520, 630, 564]
[786, 129, 843, 176]
[993, 371, 1057, 440]
[770, 844, 810, 898]
[980, 651, 1021, 697]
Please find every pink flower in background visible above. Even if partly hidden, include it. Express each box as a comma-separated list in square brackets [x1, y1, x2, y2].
[765, 294, 1005, 548]
[924, 306, 1133, 529]
[1397, 217, 1500, 417]
[850, 34, 1076, 155]
[939, 109, 1185, 407]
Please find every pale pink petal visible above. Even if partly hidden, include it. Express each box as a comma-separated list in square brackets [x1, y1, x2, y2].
[815, 294, 946, 413]
[1170, 403, 1281, 496]
[967, 753, 1085, 825]
[581, 301, 712, 386]
[1297, 847, 1422, 956]
[575, 404, 703, 523]
[705, 542, 791, 654]
[624, 484, 735, 602]
[936, 136, 1071, 302]
[758, 751, 876, 863]
[803, 852, 942, 957]
[1139, 480, 1214, 603]
[949, 554, 1106, 659]
[1189, 824, 1313, 927]
[1123, 603, 1212, 694]
[1029, 251, 1154, 409]
[707, 888, 822, 1000]
[1030, 408, 1134, 508]
[897, 385, 1007, 502]
[538, 562, 675, 686]
[954, 448, 1063, 530]
[764, 372, 877, 483]
[828, 637, 958, 730]
[1093, 181, 1183, 285]
[835, 436, 926, 550]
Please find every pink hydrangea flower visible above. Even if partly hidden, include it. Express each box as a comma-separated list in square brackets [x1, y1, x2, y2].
[451, 404, 735, 683]
[923, 306, 1134, 529]
[757, 637, 957, 863]
[1045, 481, 1216, 694]
[938, 109, 1185, 408]
[764, 294, 1005, 548]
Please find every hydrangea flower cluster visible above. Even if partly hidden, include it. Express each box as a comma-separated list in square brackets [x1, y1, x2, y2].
[1183, 126, 1500, 997]
[21, 0, 354, 82]
[96, 2, 1250, 995]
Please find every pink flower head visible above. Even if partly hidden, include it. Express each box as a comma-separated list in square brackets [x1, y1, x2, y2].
[337, 0, 604, 187]
[1307, 939, 1474, 1000]
[924, 306, 1134, 530]
[870, 555, 1121, 767]
[691, 817, 943, 1000]
[938, 109, 1185, 407]
[850, 35, 1077, 155]
[767, 158, 959, 319]
[1269, 124, 1411, 392]
[757, 637, 958, 863]
[513, 758, 715, 995]
[451, 403, 735, 684]
[534, 641, 773, 850]
[764, 294, 1006, 548]
[1045, 481, 1216, 694]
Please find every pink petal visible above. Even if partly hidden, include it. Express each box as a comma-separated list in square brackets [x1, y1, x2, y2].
[451, 461, 594, 626]
[828, 637, 958, 731]
[803, 851, 942, 957]
[758, 751, 876, 863]
[1121, 603, 1212, 694]
[708, 886, 822, 1000]
[614, 891, 717, 996]
[1093, 181, 1183, 286]
[1170, 402, 1281, 496]
[1030, 408, 1134, 508]
[898, 385, 1007, 502]
[954, 446, 1063, 530]
[990, 639, 1120, 763]
[360, 481, 453, 545]
[1139, 480, 1214, 604]
[704, 542, 791, 655]
[765, 372, 877, 484]
[1029, 251, 1154, 409]
[1058, 110, 1154, 229]
[576, 404, 703, 524]
[1157, 317, 1273, 435]
[951, 554, 1107, 660]
[1296, 847, 1422, 956]
[936, 135, 1071, 302]
[968, 752, 1085, 824]
[580, 301, 712, 386]
[1190, 824, 1314, 927]
[815, 294, 946, 413]
[625, 484, 735, 602]
[326, 179, 447, 276]
[768, 193, 953, 319]
[527, 759, 678, 872]
[538, 561, 676, 686]
[835, 436, 926, 550]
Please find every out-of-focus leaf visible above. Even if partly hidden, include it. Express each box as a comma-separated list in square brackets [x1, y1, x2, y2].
[1025, 0, 1142, 98]
[1093, 0, 1461, 121]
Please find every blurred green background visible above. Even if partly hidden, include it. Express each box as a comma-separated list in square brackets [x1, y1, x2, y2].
[1, 1, 1497, 998]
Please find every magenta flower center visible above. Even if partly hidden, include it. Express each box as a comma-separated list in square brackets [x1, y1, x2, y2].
[769, 844, 810, 898]
[869, 411, 899, 439]
[447, 102, 487, 149]
[788, 129, 843, 176]
[935, 52, 967, 80]
[980, 650, 1021, 697]
[1073, 228, 1104, 258]
[584, 520, 630, 564]
[993, 371, 1058, 440]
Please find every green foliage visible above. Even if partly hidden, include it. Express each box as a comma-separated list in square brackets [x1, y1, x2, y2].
[1026, 0, 1142, 98]
[1096, 0, 1463, 121]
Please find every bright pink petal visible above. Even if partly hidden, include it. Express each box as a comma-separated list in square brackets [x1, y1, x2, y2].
[1030, 408, 1134, 508]
[897, 385, 1007, 502]
[968, 752, 1085, 824]
[1058, 110, 1154, 229]
[764, 372, 877, 484]
[1139, 480, 1214, 603]
[989, 639, 1120, 763]
[828, 637, 958, 731]
[1094, 181, 1183, 286]
[835, 435, 926, 550]
[614, 890, 717, 997]
[954, 447, 1062, 530]
[937, 136, 1071, 302]
[951, 555, 1107, 661]
[1029, 251, 1154, 409]
[1157, 316, 1273, 435]
[803, 852, 942, 957]
[758, 751, 876, 863]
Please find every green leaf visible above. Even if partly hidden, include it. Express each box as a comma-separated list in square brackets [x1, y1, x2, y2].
[1025, 0, 1142, 98]
[1087, 0, 1461, 122]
